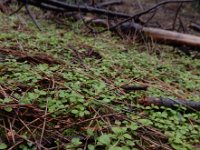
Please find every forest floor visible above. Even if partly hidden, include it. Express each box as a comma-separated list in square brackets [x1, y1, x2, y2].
[0, 2, 200, 150]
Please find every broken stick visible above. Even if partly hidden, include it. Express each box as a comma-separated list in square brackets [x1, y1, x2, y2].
[139, 97, 200, 111]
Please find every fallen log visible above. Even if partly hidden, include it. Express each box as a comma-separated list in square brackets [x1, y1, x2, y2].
[120, 22, 200, 50]
[143, 27, 200, 49]
[79, 17, 200, 50]
[139, 97, 200, 111]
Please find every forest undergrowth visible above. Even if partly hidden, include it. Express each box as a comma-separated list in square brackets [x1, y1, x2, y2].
[0, 8, 200, 150]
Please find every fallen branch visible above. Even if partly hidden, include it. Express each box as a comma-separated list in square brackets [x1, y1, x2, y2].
[80, 16, 200, 50]
[120, 22, 200, 50]
[140, 97, 200, 111]
[143, 26, 200, 49]
[26, 0, 131, 18]
[96, 0, 123, 8]
[24, 0, 42, 31]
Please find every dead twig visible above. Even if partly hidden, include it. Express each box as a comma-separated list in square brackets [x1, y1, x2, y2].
[39, 97, 49, 149]
[172, 3, 183, 30]
[9, 3, 24, 16]
[24, 0, 42, 31]
[96, 0, 123, 8]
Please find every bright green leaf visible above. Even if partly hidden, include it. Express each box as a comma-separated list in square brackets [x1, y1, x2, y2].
[129, 123, 138, 131]
[138, 119, 153, 126]
[98, 134, 111, 145]
[123, 134, 132, 140]
[0, 143, 7, 149]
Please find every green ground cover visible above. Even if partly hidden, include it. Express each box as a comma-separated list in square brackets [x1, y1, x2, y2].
[0, 10, 200, 150]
